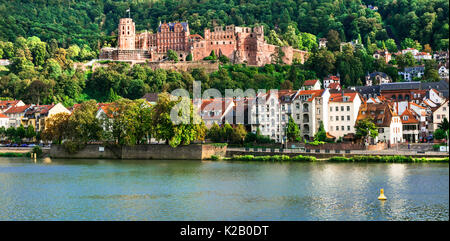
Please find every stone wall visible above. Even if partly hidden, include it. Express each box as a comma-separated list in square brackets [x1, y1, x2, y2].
[50, 144, 227, 160]
[142, 61, 219, 73]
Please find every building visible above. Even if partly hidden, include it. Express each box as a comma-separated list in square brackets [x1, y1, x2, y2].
[414, 52, 432, 61]
[356, 102, 402, 145]
[100, 18, 308, 66]
[438, 63, 449, 81]
[141, 93, 159, 105]
[327, 92, 362, 139]
[431, 99, 449, 132]
[373, 50, 392, 63]
[319, 38, 327, 49]
[198, 98, 235, 127]
[433, 50, 449, 63]
[250, 89, 330, 142]
[302, 79, 321, 90]
[400, 108, 420, 143]
[0, 100, 25, 113]
[398, 66, 425, 81]
[3, 104, 32, 128]
[323, 75, 340, 88]
[22, 103, 71, 132]
[365, 72, 392, 86]
[0, 113, 8, 128]
[402, 48, 419, 56]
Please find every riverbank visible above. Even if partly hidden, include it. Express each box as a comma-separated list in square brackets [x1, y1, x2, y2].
[221, 154, 449, 163]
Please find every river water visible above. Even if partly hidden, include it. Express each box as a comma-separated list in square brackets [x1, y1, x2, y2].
[0, 158, 448, 221]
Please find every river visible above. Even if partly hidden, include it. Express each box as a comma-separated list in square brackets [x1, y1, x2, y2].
[0, 158, 448, 221]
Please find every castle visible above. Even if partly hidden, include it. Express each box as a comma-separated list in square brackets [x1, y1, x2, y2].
[100, 18, 308, 66]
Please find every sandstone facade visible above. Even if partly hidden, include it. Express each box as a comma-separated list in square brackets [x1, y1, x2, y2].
[100, 18, 308, 66]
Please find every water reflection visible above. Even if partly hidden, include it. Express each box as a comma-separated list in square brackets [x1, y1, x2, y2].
[0, 158, 448, 221]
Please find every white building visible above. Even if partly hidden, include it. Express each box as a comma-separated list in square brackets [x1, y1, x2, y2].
[327, 92, 362, 139]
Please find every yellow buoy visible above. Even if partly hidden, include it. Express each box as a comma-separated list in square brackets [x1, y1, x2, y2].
[378, 188, 387, 200]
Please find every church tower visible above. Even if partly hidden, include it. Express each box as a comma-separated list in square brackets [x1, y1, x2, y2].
[118, 18, 135, 50]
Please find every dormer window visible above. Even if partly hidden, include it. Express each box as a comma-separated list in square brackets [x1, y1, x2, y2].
[403, 116, 409, 121]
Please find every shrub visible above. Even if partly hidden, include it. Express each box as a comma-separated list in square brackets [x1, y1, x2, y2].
[328, 156, 351, 162]
[32, 146, 43, 158]
[291, 155, 316, 162]
[210, 155, 220, 161]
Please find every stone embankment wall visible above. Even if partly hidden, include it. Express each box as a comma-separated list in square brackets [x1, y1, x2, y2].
[143, 61, 219, 73]
[50, 144, 226, 160]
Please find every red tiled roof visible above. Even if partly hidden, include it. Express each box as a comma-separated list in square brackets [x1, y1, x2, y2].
[329, 92, 358, 102]
[4, 104, 31, 114]
[328, 82, 341, 89]
[0, 113, 8, 118]
[400, 108, 419, 124]
[297, 89, 325, 102]
[303, 79, 319, 86]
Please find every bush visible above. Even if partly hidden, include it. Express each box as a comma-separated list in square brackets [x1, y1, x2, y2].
[328, 156, 351, 162]
[291, 155, 317, 162]
[210, 155, 220, 160]
[32, 146, 43, 157]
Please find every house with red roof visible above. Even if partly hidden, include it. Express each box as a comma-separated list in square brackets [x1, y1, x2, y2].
[0, 100, 25, 113]
[22, 103, 70, 132]
[400, 108, 420, 143]
[0, 113, 8, 128]
[327, 91, 362, 139]
[3, 104, 32, 128]
[301, 79, 321, 91]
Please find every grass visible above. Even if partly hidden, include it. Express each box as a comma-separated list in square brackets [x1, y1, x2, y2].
[227, 155, 448, 163]
[328, 155, 449, 163]
[0, 152, 29, 157]
[230, 155, 316, 162]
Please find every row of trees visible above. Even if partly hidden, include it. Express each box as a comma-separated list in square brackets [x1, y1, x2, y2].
[0, 125, 36, 143]
[41, 93, 207, 149]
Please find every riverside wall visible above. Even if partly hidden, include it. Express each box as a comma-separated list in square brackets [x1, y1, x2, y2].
[50, 144, 227, 160]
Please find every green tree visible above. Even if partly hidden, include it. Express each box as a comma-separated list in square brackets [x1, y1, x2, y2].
[355, 119, 378, 143]
[25, 125, 35, 140]
[326, 29, 341, 52]
[314, 121, 327, 142]
[438, 117, 449, 131]
[230, 124, 247, 144]
[207, 122, 223, 142]
[167, 49, 179, 62]
[434, 129, 447, 140]
[286, 115, 301, 142]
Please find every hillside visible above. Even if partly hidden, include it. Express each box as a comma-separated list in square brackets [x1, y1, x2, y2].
[0, 0, 448, 51]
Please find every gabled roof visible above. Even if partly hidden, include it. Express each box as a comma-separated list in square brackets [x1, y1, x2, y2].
[158, 22, 188, 32]
[4, 104, 31, 114]
[328, 82, 341, 89]
[297, 89, 325, 102]
[303, 79, 320, 86]
[329, 92, 358, 102]
[357, 102, 398, 127]
[0, 113, 8, 118]
[400, 108, 419, 124]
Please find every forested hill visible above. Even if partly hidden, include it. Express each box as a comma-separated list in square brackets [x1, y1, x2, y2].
[0, 0, 448, 51]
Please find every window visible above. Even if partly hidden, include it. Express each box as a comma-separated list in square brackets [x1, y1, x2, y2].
[347, 106, 350, 111]
[336, 107, 339, 111]
[347, 126, 350, 131]
[341, 116, 344, 121]
[336, 126, 339, 131]
[341, 106, 344, 111]
[403, 116, 409, 121]
[341, 126, 344, 131]
[347, 115, 350, 121]
[317, 108, 320, 114]
[437, 115, 441, 119]
[330, 116, 333, 121]
[330, 107, 332, 112]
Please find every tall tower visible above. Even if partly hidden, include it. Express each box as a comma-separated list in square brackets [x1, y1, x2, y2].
[118, 18, 135, 50]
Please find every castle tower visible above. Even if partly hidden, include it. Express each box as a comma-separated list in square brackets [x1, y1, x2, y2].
[118, 18, 135, 50]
